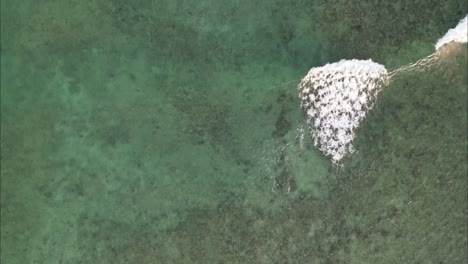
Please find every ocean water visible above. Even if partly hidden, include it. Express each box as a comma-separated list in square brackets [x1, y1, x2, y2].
[0, 1, 466, 263]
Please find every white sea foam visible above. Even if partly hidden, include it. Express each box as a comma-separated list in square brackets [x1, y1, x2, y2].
[298, 59, 387, 163]
[435, 15, 468, 50]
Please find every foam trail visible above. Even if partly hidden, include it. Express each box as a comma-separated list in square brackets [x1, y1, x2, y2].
[388, 52, 438, 79]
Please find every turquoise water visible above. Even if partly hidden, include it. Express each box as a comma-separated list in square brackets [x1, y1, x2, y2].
[0, 1, 466, 263]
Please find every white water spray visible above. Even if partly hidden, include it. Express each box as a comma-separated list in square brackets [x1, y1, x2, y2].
[298, 15, 467, 164]
[298, 59, 387, 162]
[435, 15, 468, 50]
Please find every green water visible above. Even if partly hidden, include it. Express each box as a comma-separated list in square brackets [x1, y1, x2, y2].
[1, 1, 466, 263]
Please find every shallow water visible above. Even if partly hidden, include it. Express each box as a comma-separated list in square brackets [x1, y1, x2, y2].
[1, 1, 467, 263]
